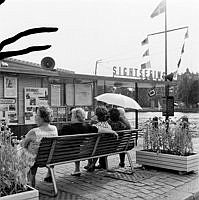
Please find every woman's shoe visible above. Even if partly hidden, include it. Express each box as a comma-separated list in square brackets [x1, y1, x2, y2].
[87, 165, 95, 172]
[44, 176, 53, 183]
[95, 165, 107, 169]
[71, 172, 81, 176]
[119, 162, 125, 168]
[84, 165, 90, 170]
[95, 165, 103, 169]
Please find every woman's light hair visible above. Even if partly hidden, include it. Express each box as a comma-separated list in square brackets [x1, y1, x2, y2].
[37, 105, 53, 123]
[71, 107, 86, 122]
[117, 107, 125, 117]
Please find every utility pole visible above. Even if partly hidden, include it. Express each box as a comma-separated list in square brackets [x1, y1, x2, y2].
[164, 0, 169, 121]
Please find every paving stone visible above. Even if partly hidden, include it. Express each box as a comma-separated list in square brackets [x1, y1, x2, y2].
[144, 189, 154, 195]
[124, 188, 138, 194]
[143, 185, 155, 190]
[108, 192, 126, 198]
[123, 192, 138, 198]
[162, 185, 175, 190]
[154, 189, 194, 200]
[154, 181, 167, 186]
[140, 192, 156, 199]
[147, 192, 159, 198]
[133, 197, 145, 200]
[150, 185, 162, 189]
[158, 187, 172, 193]
[133, 182, 146, 187]
[153, 189, 166, 195]
[166, 180, 184, 187]
[141, 179, 155, 185]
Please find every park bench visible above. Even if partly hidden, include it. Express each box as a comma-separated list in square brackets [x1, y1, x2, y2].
[31, 129, 138, 196]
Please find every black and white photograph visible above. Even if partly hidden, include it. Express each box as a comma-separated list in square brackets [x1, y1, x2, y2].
[4, 77, 17, 98]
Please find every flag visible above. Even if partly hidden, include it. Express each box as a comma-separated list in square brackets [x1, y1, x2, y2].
[143, 49, 149, 57]
[148, 87, 156, 97]
[141, 37, 148, 45]
[181, 43, 185, 54]
[150, 0, 166, 18]
[141, 61, 151, 69]
[177, 57, 181, 68]
[173, 70, 178, 78]
[185, 29, 189, 39]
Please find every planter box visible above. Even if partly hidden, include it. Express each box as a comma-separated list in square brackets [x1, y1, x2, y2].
[136, 150, 199, 172]
[0, 185, 39, 200]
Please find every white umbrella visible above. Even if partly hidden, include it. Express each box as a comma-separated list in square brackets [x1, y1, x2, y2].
[95, 93, 142, 110]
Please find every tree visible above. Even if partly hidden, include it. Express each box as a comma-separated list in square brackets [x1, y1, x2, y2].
[177, 68, 199, 108]
[177, 74, 191, 107]
[188, 80, 199, 106]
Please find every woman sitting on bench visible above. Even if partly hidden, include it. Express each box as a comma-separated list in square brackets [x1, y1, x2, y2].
[59, 107, 117, 176]
[22, 105, 58, 185]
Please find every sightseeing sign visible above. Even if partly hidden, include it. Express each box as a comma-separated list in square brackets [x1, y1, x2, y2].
[112, 66, 165, 81]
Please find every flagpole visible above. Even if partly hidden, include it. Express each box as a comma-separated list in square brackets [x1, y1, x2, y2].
[164, 0, 169, 121]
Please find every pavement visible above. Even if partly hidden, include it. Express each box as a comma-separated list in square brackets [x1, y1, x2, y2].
[35, 137, 199, 200]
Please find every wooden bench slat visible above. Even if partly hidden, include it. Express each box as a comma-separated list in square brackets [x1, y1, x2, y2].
[51, 154, 91, 163]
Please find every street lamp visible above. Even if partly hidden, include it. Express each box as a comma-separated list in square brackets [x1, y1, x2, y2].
[94, 59, 102, 75]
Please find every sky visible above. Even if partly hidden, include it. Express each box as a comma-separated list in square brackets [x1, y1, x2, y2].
[1, 0, 199, 76]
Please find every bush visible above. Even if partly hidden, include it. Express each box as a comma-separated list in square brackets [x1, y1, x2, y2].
[143, 116, 193, 156]
[0, 121, 34, 197]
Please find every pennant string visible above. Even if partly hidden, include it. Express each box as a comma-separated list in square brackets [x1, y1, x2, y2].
[176, 28, 188, 70]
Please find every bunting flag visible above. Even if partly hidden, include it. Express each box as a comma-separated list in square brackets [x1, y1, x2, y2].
[181, 43, 185, 54]
[141, 37, 148, 45]
[143, 49, 149, 57]
[141, 61, 151, 69]
[176, 28, 189, 69]
[173, 70, 178, 78]
[177, 57, 181, 68]
[185, 29, 189, 39]
[150, 0, 166, 18]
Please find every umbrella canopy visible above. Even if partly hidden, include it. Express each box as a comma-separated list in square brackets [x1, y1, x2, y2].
[95, 93, 142, 110]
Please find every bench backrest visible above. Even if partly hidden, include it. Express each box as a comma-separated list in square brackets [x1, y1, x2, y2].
[35, 130, 138, 167]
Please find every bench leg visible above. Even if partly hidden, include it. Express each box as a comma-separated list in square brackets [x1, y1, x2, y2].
[105, 156, 108, 169]
[30, 165, 38, 188]
[126, 152, 135, 173]
[49, 166, 58, 196]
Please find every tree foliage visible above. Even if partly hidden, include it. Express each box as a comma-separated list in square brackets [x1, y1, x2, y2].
[177, 69, 199, 107]
[188, 80, 199, 105]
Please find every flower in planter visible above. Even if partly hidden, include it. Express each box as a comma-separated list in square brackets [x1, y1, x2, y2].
[143, 116, 193, 156]
[0, 120, 34, 197]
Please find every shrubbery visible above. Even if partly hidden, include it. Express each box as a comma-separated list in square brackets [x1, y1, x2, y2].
[0, 121, 33, 197]
[143, 116, 193, 156]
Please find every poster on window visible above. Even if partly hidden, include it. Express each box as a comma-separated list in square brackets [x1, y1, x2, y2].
[24, 87, 48, 124]
[0, 98, 18, 125]
[75, 84, 92, 106]
[4, 77, 17, 98]
[51, 84, 61, 106]
[65, 84, 74, 106]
